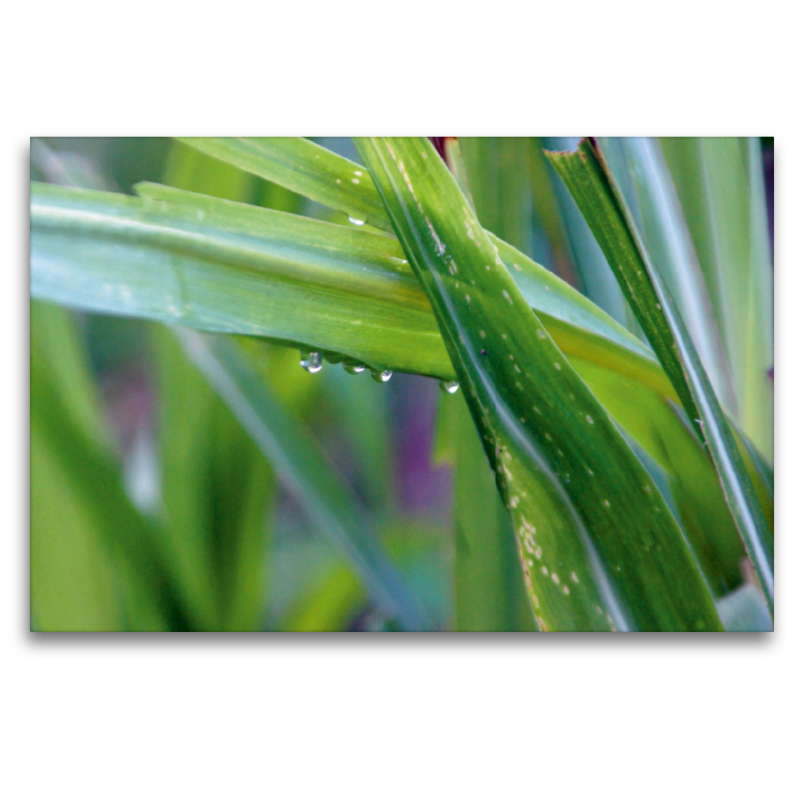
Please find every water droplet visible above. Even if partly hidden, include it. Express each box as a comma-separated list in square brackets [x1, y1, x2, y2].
[348, 216, 365, 226]
[439, 380, 459, 394]
[371, 369, 392, 383]
[343, 362, 365, 374]
[300, 351, 323, 374]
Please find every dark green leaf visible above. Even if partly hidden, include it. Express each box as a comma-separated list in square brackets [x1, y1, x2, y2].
[357, 136, 722, 631]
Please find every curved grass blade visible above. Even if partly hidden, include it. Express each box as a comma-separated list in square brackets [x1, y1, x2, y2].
[31, 180, 447, 377]
[29, 180, 661, 387]
[178, 137, 393, 232]
[357, 136, 722, 632]
[174, 328, 433, 632]
[546, 138, 773, 615]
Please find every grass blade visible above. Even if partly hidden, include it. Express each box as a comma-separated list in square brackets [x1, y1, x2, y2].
[30, 180, 661, 387]
[546, 138, 773, 615]
[153, 326, 274, 631]
[31, 302, 124, 631]
[660, 137, 773, 459]
[459, 137, 534, 256]
[31, 180, 447, 378]
[599, 137, 737, 415]
[178, 137, 393, 232]
[453, 395, 537, 631]
[357, 136, 722, 631]
[31, 318, 182, 631]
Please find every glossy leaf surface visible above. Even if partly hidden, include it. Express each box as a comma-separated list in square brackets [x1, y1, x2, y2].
[357, 136, 722, 631]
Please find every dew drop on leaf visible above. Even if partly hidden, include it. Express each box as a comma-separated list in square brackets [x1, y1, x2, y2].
[300, 351, 323, 374]
[371, 369, 392, 383]
[439, 380, 459, 394]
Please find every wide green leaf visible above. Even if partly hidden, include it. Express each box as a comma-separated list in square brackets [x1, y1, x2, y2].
[546, 138, 773, 615]
[357, 136, 722, 631]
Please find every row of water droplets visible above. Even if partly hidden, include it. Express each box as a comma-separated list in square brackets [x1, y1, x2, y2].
[299, 349, 459, 392]
[300, 350, 392, 383]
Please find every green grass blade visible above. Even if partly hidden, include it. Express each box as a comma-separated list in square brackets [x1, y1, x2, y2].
[660, 137, 773, 460]
[546, 138, 773, 615]
[570, 357, 745, 596]
[459, 137, 534, 256]
[453, 395, 537, 631]
[31, 302, 124, 631]
[31, 180, 661, 386]
[31, 327, 182, 631]
[174, 329, 433, 631]
[357, 136, 722, 632]
[31, 424, 126, 631]
[31, 180, 447, 378]
[543, 137, 633, 329]
[178, 137, 393, 232]
[599, 137, 737, 415]
[153, 326, 274, 631]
